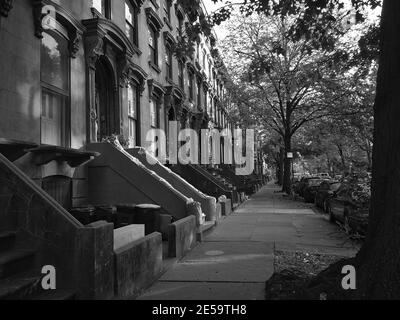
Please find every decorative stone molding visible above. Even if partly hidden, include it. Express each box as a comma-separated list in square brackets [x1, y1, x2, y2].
[31, 0, 45, 38]
[145, 7, 163, 31]
[118, 51, 134, 87]
[69, 29, 83, 58]
[31, 0, 85, 59]
[0, 0, 13, 17]
[163, 31, 176, 46]
[148, 79, 165, 102]
[85, 33, 105, 69]
[83, 20, 107, 69]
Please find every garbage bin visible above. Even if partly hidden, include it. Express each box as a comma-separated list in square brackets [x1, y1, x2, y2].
[135, 204, 162, 235]
[69, 206, 96, 225]
[95, 205, 117, 225]
[116, 203, 137, 228]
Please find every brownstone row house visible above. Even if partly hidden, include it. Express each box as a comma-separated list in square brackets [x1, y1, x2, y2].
[0, 0, 264, 299]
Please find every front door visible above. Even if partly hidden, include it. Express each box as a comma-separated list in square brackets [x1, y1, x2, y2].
[95, 57, 118, 141]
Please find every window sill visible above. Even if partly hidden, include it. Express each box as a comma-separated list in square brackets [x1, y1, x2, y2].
[0, 139, 38, 162]
[29, 145, 100, 168]
[149, 61, 161, 74]
[131, 43, 142, 56]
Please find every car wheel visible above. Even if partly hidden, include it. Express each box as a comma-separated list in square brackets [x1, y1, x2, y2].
[328, 207, 335, 222]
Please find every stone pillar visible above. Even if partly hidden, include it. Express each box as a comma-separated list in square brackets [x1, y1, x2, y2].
[83, 24, 106, 143]
[75, 221, 114, 300]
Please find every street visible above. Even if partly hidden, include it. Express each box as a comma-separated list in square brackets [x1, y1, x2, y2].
[138, 183, 360, 300]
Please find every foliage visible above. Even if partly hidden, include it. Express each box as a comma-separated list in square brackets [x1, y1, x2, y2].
[102, 134, 130, 148]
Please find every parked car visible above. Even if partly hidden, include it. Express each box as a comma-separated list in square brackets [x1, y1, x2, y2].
[318, 173, 331, 179]
[326, 182, 370, 235]
[295, 177, 321, 197]
[303, 179, 326, 203]
[315, 181, 341, 212]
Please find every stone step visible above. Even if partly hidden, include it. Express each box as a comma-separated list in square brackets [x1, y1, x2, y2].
[0, 273, 42, 300]
[197, 221, 216, 242]
[0, 231, 16, 253]
[0, 250, 36, 279]
[28, 289, 76, 300]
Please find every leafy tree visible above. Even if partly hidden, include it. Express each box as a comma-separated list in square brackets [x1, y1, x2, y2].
[219, 12, 359, 193]
[205, 0, 400, 299]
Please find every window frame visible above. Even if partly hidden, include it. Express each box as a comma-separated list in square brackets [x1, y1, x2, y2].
[164, 0, 172, 22]
[188, 70, 194, 101]
[178, 60, 184, 89]
[92, 0, 111, 19]
[127, 81, 140, 147]
[150, 97, 160, 128]
[165, 43, 173, 81]
[125, 0, 139, 47]
[149, 25, 159, 68]
[40, 25, 71, 148]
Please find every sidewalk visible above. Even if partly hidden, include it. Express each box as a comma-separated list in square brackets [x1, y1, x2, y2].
[137, 183, 360, 300]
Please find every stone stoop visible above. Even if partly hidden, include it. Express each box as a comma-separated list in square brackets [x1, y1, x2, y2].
[196, 221, 217, 242]
[0, 231, 76, 300]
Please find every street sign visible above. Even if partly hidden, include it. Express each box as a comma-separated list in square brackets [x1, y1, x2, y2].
[287, 152, 293, 159]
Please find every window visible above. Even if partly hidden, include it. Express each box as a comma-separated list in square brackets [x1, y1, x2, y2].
[127, 82, 139, 147]
[178, 14, 184, 36]
[178, 61, 184, 89]
[188, 70, 194, 101]
[40, 28, 70, 147]
[164, 0, 171, 22]
[204, 88, 208, 111]
[92, 0, 111, 18]
[165, 44, 173, 80]
[125, 0, 138, 46]
[197, 79, 201, 107]
[150, 98, 160, 128]
[149, 27, 158, 66]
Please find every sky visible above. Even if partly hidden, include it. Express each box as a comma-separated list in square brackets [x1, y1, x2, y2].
[202, 0, 381, 41]
[202, 0, 241, 40]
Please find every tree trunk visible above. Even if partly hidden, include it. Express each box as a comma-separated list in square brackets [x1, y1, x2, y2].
[276, 148, 284, 185]
[282, 134, 292, 194]
[336, 144, 346, 171]
[352, 0, 400, 299]
[303, 1, 400, 300]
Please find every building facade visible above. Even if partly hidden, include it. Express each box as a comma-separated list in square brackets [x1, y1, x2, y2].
[0, 0, 232, 207]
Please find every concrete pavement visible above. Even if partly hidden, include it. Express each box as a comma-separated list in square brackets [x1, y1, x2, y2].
[137, 183, 360, 300]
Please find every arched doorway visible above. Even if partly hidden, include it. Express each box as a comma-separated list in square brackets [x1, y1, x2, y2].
[95, 57, 118, 142]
